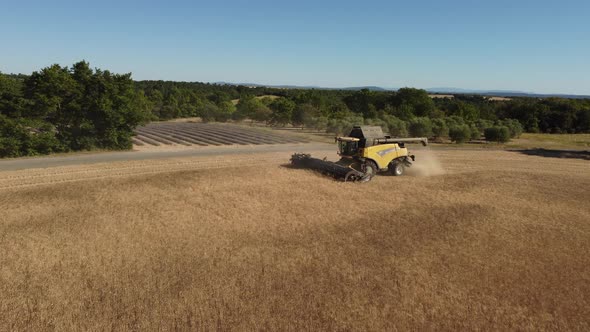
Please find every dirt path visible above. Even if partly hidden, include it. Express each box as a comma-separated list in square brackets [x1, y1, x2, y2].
[0, 143, 335, 172]
[0, 145, 339, 190]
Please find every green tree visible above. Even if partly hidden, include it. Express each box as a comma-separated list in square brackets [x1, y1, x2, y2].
[292, 103, 319, 127]
[251, 105, 273, 123]
[408, 117, 433, 137]
[575, 109, 590, 133]
[449, 125, 471, 143]
[484, 126, 511, 143]
[365, 118, 389, 133]
[390, 88, 436, 117]
[0, 72, 25, 118]
[22, 61, 148, 150]
[343, 89, 380, 118]
[475, 119, 494, 132]
[269, 98, 296, 126]
[215, 101, 236, 122]
[432, 118, 449, 138]
[198, 102, 219, 122]
[305, 116, 328, 131]
[497, 119, 523, 138]
[24, 64, 78, 120]
[380, 114, 408, 137]
[469, 124, 481, 140]
[446, 100, 479, 121]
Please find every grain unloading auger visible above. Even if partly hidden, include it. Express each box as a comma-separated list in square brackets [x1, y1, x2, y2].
[290, 126, 428, 182]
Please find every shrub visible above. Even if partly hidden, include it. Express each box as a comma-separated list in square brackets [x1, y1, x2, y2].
[29, 131, 63, 155]
[0, 137, 22, 157]
[449, 125, 472, 143]
[365, 118, 389, 134]
[470, 124, 481, 140]
[326, 119, 347, 135]
[408, 117, 433, 137]
[326, 115, 362, 135]
[381, 115, 408, 137]
[251, 106, 272, 123]
[475, 119, 494, 132]
[304, 116, 328, 131]
[213, 101, 235, 122]
[198, 103, 219, 123]
[498, 119, 523, 138]
[484, 126, 511, 143]
[445, 115, 465, 129]
[269, 98, 296, 126]
[292, 103, 319, 127]
[432, 118, 449, 138]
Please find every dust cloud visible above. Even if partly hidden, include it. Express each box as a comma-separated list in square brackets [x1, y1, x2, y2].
[406, 149, 445, 176]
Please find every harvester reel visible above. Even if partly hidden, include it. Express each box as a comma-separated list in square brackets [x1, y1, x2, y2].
[344, 170, 363, 182]
[290, 153, 368, 182]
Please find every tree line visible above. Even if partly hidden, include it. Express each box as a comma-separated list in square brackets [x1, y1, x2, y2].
[1, 61, 589, 157]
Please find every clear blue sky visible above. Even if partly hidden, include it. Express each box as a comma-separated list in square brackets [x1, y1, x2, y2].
[1, 0, 589, 94]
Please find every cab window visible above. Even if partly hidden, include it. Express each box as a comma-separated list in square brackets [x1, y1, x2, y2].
[339, 141, 358, 156]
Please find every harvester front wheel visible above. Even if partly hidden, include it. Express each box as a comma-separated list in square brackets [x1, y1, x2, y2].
[362, 160, 378, 179]
[389, 161, 405, 176]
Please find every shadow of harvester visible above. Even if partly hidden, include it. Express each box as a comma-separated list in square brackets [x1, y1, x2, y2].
[510, 148, 590, 161]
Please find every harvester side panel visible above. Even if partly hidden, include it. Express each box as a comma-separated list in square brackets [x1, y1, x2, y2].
[362, 144, 406, 169]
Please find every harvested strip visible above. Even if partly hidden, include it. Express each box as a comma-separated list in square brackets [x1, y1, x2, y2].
[210, 125, 308, 143]
[170, 125, 265, 145]
[135, 129, 179, 145]
[142, 125, 238, 145]
[134, 135, 161, 146]
[195, 125, 288, 144]
[161, 129, 233, 145]
[136, 127, 192, 146]
[143, 126, 215, 146]
[131, 138, 145, 146]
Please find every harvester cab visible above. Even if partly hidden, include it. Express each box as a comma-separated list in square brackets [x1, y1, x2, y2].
[336, 137, 360, 157]
[291, 125, 427, 182]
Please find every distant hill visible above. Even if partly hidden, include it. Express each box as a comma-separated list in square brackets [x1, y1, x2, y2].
[340, 86, 389, 91]
[214, 81, 589, 99]
[5, 75, 587, 98]
[427, 87, 529, 94]
[426, 87, 590, 99]
[215, 82, 388, 91]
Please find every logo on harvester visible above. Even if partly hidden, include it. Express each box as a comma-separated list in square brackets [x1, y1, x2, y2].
[376, 148, 397, 157]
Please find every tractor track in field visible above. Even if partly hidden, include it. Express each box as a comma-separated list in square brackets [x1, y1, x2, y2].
[1, 148, 588, 191]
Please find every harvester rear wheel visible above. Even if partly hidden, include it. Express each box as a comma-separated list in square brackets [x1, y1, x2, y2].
[389, 161, 405, 176]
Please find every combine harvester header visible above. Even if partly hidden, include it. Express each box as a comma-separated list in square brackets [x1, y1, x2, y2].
[291, 126, 427, 182]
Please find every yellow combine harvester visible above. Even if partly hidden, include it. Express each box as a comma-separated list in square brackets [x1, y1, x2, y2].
[291, 126, 427, 182]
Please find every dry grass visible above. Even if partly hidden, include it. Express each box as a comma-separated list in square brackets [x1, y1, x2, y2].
[509, 133, 590, 149]
[428, 133, 590, 151]
[428, 94, 454, 99]
[231, 95, 280, 105]
[1, 150, 589, 330]
[486, 96, 512, 101]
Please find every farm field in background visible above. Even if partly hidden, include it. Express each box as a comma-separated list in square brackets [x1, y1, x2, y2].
[1, 149, 589, 330]
[139, 121, 590, 150]
[133, 122, 308, 149]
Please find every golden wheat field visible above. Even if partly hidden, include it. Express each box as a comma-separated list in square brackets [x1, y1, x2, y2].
[1, 149, 589, 330]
